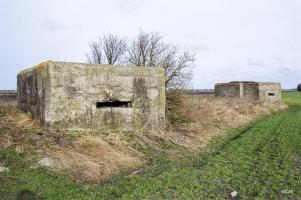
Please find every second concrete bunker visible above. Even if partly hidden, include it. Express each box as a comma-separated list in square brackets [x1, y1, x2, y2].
[214, 81, 281, 101]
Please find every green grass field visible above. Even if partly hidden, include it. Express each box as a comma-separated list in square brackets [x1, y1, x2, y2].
[1, 92, 300, 199]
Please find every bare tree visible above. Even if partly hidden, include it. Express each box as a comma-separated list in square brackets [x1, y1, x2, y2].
[127, 31, 195, 89]
[161, 48, 195, 89]
[86, 37, 103, 64]
[127, 31, 150, 66]
[86, 31, 195, 89]
[103, 34, 127, 65]
[127, 31, 166, 67]
[86, 34, 127, 65]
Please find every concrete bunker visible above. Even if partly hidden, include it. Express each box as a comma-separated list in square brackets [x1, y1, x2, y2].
[214, 81, 281, 101]
[17, 61, 165, 131]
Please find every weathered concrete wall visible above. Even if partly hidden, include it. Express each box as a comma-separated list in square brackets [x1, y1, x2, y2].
[17, 61, 165, 131]
[214, 83, 240, 98]
[17, 62, 50, 124]
[214, 82, 281, 101]
[258, 82, 281, 101]
[243, 83, 259, 100]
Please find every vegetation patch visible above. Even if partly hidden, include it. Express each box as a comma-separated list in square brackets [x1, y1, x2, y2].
[0, 93, 298, 199]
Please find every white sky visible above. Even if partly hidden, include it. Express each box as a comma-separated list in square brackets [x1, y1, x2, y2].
[0, 0, 300, 89]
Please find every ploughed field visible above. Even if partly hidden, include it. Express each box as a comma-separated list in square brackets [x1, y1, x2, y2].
[0, 92, 300, 199]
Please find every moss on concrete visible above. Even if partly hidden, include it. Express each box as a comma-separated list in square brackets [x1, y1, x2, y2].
[18, 61, 51, 75]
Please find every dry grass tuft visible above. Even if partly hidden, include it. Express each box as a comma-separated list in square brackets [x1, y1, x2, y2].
[0, 134, 14, 150]
[182, 95, 287, 128]
[0, 105, 40, 129]
[46, 134, 144, 183]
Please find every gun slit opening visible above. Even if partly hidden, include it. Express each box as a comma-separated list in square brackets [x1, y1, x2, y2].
[96, 101, 132, 108]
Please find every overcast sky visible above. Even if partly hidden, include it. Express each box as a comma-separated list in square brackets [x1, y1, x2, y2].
[1, 0, 300, 89]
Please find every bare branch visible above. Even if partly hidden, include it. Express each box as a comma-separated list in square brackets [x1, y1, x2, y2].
[86, 38, 103, 64]
[165, 50, 195, 88]
[103, 33, 127, 65]
[127, 31, 165, 67]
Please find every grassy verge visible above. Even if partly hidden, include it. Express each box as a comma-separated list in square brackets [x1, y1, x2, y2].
[0, 92, 300, 199]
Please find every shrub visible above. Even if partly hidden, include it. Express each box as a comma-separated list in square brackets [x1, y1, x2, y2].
[166, 90, 187, 124]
